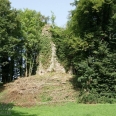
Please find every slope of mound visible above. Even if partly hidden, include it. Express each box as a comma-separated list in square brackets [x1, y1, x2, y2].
[0, 72, 78, 107]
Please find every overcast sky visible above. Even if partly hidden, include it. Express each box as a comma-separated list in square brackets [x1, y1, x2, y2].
[9, 0, 75, 27]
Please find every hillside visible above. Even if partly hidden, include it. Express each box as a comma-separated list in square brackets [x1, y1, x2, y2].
[0, 72, 78, 107]
[0, 24, 78, 107]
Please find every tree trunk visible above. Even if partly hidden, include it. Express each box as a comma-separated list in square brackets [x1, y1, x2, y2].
[2, 56, 9, 83]
[9, 57, 14, 82]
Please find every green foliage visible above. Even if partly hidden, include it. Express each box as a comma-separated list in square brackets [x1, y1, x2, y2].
[0, 0, 49, 83]
[50, 26, 71, 71]
[50, 0, 116, 103]
[0, 0, 116, 104]
[79, 91, 116, 104]
[0, 0, 21, 57]
[39, 36, 52, 69]
[0, 0, 22, 83]
[66, 0, 116, 103]
[18, 9, 47, 76]
[40, 93, 53, 102]
[50, 11, 56, 27]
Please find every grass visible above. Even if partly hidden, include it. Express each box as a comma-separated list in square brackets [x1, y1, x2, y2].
[40, 93, 53, 102]
[7, 102, 116, 116]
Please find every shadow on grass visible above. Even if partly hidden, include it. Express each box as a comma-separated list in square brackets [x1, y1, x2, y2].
[0, 102, 37, 116]
[0, 110, 37, 116]
[11, 110, 37, 116]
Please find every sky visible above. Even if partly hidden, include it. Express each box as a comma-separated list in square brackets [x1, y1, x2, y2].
[9, 0, 75, 27]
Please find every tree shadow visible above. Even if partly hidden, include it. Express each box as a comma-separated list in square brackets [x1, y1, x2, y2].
[11, 110, 37, 116]
[0, 110, 37, 116]
[69, 75, 80, 91]
[0, 83, 5, 93]
[0, 102, 37, 116]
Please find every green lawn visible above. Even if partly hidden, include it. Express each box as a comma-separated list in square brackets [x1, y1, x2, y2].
[5, 103, 116, 116]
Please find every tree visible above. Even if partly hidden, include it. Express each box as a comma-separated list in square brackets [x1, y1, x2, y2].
[0, 0, 22, 83]
[50, 11, 56, 27]
[18, 9, 47, 77]
[53, 0, 116, 103]
[0, 1, 49, 83]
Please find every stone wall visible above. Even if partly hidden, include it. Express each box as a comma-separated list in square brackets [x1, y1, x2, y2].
[37, 25, 65, 75]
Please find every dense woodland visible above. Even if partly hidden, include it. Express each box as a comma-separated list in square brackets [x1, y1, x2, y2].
[0, 0, 116, 103]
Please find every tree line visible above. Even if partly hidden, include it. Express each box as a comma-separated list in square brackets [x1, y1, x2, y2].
[51, 0, 116, 103]
[0, 0, 116, 103]
[0, 0, 49, 83]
